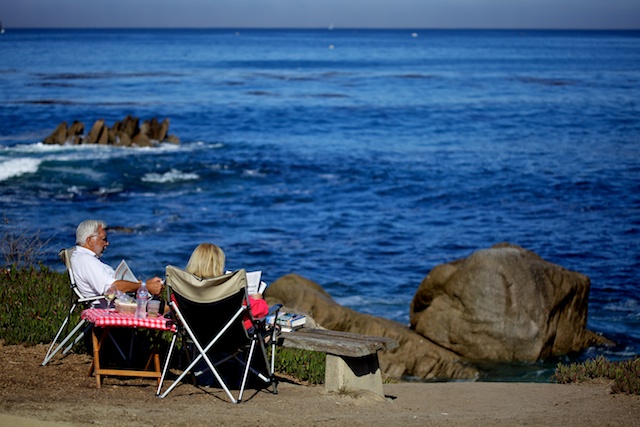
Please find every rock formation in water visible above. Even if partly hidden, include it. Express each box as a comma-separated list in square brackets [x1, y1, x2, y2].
[43, 116, 179, 146]
[410, 242, 613, 362]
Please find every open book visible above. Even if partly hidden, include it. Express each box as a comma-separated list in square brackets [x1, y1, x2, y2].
[228, 270, 268, 295]
[115, 259, 138, 282]
[247, 271, 268, 295]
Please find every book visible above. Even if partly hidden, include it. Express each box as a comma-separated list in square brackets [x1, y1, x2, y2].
[228, 270, 268, 295]
[246, 270, 268, 295]
[275, 312, 306, 328]
[115, 259, 137, 282]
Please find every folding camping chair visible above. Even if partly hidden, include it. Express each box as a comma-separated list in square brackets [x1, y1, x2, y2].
[156, 266, 282, 403]
[42, 247, 104, 366]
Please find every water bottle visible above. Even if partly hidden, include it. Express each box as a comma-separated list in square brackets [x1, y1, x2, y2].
[135, 281, 149, 319]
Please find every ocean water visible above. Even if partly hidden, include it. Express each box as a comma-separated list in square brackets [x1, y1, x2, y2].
[1, 29, 639, 380]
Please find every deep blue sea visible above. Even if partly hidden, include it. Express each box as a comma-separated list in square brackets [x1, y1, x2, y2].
[1, 29, 639, 380]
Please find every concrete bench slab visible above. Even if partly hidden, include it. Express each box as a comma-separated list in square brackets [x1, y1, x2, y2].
[277, 328, 398, 397]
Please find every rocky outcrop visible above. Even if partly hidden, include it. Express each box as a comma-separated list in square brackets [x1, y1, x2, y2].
[410, 243, 613, 362]
[265, 243, 613, 381]
[42, 116, 179, 146]
[265, 274, 479, 381]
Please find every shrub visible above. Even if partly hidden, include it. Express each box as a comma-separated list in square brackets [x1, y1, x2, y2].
[0, 216, 52, 268]
[0, 265, 78, 346]
[273, 346, 325, 384]
[552, 355, 640, 395]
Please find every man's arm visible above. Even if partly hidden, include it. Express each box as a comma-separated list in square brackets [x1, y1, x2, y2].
[113, 277, 163, 296]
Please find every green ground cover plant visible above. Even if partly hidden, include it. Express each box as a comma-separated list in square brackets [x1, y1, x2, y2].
[273, 347, 325, 385]
[552, 355, 640, 395]
[0, 265, 73, 346]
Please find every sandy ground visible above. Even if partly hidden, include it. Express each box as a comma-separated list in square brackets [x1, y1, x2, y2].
[1, 342, 639, 427]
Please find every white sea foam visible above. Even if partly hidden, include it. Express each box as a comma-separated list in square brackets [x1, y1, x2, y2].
[319, 173, 340, 181]
[242, 169, 266, 177]
[0, 158, 41, 181]
[604, 299, 638, 313]
[141, 168, 199, 183]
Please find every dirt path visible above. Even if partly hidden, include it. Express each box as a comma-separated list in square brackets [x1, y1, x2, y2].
[1, 343, 638, 426]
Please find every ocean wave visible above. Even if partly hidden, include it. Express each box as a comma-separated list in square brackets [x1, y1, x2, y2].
[0, 158, 41, 181]
[4, 141, 205, 155]
[242, 169, 266, 177]
[604, 299, 639, 314]
[141, 168, 199, 183]
[0, 142, 189, 167]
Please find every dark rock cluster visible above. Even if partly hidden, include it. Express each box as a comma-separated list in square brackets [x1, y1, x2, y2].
[43, 116, 179, 147]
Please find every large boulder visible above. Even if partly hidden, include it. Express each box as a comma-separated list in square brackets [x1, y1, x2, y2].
[410, 243, 612, 362]
[265, 274, 479, 381]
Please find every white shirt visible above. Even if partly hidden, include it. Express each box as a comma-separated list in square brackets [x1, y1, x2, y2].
[70, 245, 116, 298]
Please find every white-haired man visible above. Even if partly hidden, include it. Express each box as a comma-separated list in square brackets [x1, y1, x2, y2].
[71, 219, 163, 298]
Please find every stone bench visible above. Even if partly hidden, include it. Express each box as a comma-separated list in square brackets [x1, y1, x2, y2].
[277, 328, 399, 397]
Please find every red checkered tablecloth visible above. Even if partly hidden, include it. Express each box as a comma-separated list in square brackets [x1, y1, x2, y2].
[81, 308, 176, 332]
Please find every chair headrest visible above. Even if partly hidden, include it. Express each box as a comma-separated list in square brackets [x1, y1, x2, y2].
[59, 247, 76, 270]
[165, 265, 247, 303]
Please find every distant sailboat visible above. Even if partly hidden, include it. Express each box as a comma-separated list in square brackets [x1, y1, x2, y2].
[0, 22, 5, 34]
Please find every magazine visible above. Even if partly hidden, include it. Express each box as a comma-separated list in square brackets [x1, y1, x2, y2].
[114, 259, 137, 282]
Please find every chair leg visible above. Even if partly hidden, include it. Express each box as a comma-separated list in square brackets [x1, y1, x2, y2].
[270, 338, 279, 394]
[42, 317, 88, 365]
[157, 332, 177, 396]
[42, 316, 71, 365]
[256, 331, 279, 394]
[62, 324, 91, 355]
[238, 340, 258, 402]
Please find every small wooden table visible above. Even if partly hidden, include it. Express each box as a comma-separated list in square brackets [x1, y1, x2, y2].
[81, 308, 176, 388]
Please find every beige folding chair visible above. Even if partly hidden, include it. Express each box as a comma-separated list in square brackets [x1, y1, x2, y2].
[157, 266, 282, 403]
[42, 247, 104, 365]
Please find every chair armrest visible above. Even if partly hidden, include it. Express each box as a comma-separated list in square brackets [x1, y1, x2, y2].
[78, 295, 105, 304]
[267, 304, 283, 316]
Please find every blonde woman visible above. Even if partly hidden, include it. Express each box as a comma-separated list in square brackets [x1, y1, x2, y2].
[185, 243, 269, 330]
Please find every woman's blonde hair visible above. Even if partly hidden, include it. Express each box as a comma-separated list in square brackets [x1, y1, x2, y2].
[185, 243, 226, 278]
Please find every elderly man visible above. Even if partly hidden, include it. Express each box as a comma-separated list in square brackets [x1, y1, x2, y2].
[71, 219, 163, 298]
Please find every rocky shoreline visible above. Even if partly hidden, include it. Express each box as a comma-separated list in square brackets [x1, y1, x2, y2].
[264, 242, 615, 381]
